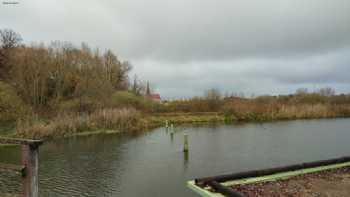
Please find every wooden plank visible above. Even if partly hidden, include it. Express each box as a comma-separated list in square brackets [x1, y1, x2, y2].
[0, 162, 25, 175]
[0, 137, 43, 146]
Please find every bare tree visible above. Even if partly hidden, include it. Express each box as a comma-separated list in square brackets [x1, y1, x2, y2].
[0, 29, 22, 80]
[296, 88, 308, 95]
[319, 87, 335, 97]
[131, 74, 145, 96]
[1, 32, 133, 112]
[205, 88, 222, 111]
[0, 29, 22, 49]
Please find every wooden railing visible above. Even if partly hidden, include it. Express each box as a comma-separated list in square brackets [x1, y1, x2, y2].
[0, 137, 43, 197]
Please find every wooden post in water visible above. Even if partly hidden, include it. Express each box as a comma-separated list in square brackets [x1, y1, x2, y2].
[22, 144, 40, 197]
[0, 137, 42, 197]
[183, 133, 189, 153]
[170, 124, 175, 139]
[165, 120, 169, 133]
[170, 131, 174, 140]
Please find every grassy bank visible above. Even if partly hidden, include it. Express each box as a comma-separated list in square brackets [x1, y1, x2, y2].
[4, 103, 350, 139]
[11, 108, 149, 139]
[1, 112, 224, 139]
[146, 112, 225, 127]
[0, 112, 231, 139]
[147, 109, 350, 128]
[2, 107, 350, 139]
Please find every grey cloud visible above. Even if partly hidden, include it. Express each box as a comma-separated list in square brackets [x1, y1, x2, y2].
[250, 48, 350, 84]
[132, 48, 350, 98]
[2, 0, 350, 61]
[110, 0, 350, 61]
[1, 0, 350, 98]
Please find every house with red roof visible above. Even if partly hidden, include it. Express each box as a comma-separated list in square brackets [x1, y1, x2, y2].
[148, 94, 161, 102]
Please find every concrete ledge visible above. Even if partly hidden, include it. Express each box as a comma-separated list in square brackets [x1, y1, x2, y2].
[188, 161, 350, 196]
[187, 181, 225, 197]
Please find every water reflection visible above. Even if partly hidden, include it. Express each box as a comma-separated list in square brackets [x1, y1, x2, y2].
[0, 145, 21, 194]
[183, 151, 189, 172]
[1, 118, 350, 197]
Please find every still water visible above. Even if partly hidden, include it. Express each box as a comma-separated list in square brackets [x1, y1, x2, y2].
[1, 118, 350, 196]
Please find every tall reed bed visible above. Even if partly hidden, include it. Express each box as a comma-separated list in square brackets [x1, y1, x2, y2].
[16, 108, 145, 139]
[222, 100, 350, 121]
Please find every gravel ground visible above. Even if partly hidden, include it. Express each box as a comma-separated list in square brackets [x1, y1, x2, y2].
[232, 166, 350, 197]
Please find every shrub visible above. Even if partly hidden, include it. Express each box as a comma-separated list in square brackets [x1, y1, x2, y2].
[111, 91, 159, 112]
[0, 82, 31, 122]
[57, 97, 99, 113]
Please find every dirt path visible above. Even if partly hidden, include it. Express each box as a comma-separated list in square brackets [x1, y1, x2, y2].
[232, 166, 350, 197]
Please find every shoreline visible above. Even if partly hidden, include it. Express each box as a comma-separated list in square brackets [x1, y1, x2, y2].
[1, 113, 350, 140]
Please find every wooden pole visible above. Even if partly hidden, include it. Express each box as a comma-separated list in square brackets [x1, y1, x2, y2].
[170, 131, 174, 141]
[183, 134, 189, 152]
[22, 144, 40, 197]
[0, 137, 42, 197]
[165, 120, 169, 133]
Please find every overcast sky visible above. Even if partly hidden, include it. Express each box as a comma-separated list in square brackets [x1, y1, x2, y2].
[1, 0, 350, 98]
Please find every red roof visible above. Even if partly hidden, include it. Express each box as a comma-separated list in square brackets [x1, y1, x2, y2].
[149, 94, 161, 100]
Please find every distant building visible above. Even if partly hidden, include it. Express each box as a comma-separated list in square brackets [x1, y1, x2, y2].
[148, 94, 161, 102]
[223, 96, 244, 101]
[145, 81, 161, 102]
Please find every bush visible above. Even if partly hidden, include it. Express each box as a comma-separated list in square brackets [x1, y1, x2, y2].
[57, 97, 100, 113]
[111, 91, 159, 112]
[0, 82, 31, 122]
[292, 93, 327, 104]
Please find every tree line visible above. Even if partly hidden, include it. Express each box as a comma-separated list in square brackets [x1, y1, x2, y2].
[1, 28, 350, 138]
[0, 29, 146, 116]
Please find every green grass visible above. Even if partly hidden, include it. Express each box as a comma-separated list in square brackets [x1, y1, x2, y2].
[0, 195, 19, 197]
[0, 122, 16, 137]
[146, 112, 226, 127]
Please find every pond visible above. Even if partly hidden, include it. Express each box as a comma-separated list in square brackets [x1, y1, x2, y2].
[1, 118, 350, 197]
